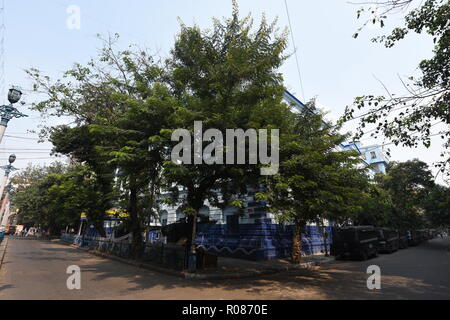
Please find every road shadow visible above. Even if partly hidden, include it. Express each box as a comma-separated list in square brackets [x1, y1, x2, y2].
[0, 284, 14, 291]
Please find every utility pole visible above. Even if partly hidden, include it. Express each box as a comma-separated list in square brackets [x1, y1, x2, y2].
[0, 87, 28, 143]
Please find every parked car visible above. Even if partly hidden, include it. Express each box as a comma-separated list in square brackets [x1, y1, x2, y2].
[398, 230, 409, 249]
[4, 225, 16, 235]
[376, 228, 400, 253]
[331, 226, 379, 260]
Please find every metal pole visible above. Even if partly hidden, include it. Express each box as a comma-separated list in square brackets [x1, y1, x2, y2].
[0, 175, 7, 209]
[0, 192, 10, 226]
[1, 199, 10, 227]
[0, 125, 6, 144]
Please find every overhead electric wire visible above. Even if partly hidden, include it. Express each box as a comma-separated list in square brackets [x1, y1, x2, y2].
[3, 135, 42, 140]
[284, 0, 306, 102]
[0, 0, 5, 103]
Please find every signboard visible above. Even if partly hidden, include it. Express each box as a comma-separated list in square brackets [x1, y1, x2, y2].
[80, 208, 129, 221]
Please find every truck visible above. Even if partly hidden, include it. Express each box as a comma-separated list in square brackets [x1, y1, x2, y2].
[407, 230, 422, 246]
[331, 226, 379, 261]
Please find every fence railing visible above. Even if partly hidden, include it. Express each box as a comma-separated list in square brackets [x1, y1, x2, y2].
[60, 233, 187, 270]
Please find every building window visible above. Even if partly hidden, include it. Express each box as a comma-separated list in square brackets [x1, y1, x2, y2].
[370, 151, 377, 159]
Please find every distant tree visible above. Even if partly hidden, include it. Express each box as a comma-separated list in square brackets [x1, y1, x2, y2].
[344, 0, 450, 176]
[352, 181, 394, 227]
[378, 159, 435, 228]
[11, 162, 66, 227]
[12, 164, 92, 236]
[422, 184, 450, 228]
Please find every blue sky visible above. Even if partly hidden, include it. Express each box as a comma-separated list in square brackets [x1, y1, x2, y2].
[0, 0, 446, 183]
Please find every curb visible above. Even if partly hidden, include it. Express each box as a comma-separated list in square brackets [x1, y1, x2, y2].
[57, 240, 333, 280]
[0, 238, 9, 270]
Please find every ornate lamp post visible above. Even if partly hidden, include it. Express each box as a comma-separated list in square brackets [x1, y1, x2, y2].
[0, 183, 15, 227]
[0, 87, 28, 143]
[0, 154, 18, 225]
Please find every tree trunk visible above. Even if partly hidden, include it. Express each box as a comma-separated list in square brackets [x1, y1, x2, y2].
[191, 210, 197, 254]
[47, 225, 54, 239]
[323, 227, 329, 257]
[94, 222, 107, 238]
[291, 227, 302, 264]
[129, 179, 143, 260]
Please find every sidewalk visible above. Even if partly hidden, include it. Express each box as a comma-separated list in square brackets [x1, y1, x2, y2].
[56, 239, 334, 280]
[0, 238, 8, 270]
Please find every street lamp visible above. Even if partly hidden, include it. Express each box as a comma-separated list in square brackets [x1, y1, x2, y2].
[0, 183, 15, 227]
[8, 88, 22, 104]
[8, 154, 16, 164]
[0, 87, 28, 143]
[0, 154, 18, 178]
[0, 154, 18, 227]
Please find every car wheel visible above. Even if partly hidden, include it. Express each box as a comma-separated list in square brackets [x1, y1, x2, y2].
[360, 251, 368, 261]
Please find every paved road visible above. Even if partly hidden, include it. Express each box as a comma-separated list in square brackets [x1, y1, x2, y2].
[0, 236, 449, 300]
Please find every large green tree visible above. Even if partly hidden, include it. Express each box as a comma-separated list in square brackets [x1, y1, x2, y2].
[344, 0, 450, 176]
[263, 103, 370, 264]
[163, 2, 291, 259]
[28, 36, 174, 257]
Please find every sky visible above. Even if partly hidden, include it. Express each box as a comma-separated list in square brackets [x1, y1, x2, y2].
[0, 0, 447, 184]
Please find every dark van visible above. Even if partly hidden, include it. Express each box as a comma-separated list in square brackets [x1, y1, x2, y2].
[398, 230, 409, 249]
[376, 228, 400, 253]
[331, 226, 379, 260]
[418, 229, 429, 242]
[408, 230, 421, 246]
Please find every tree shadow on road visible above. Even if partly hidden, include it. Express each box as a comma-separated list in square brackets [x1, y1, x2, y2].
[76, 238, 450, 300]
[12, 238, 449, 300]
